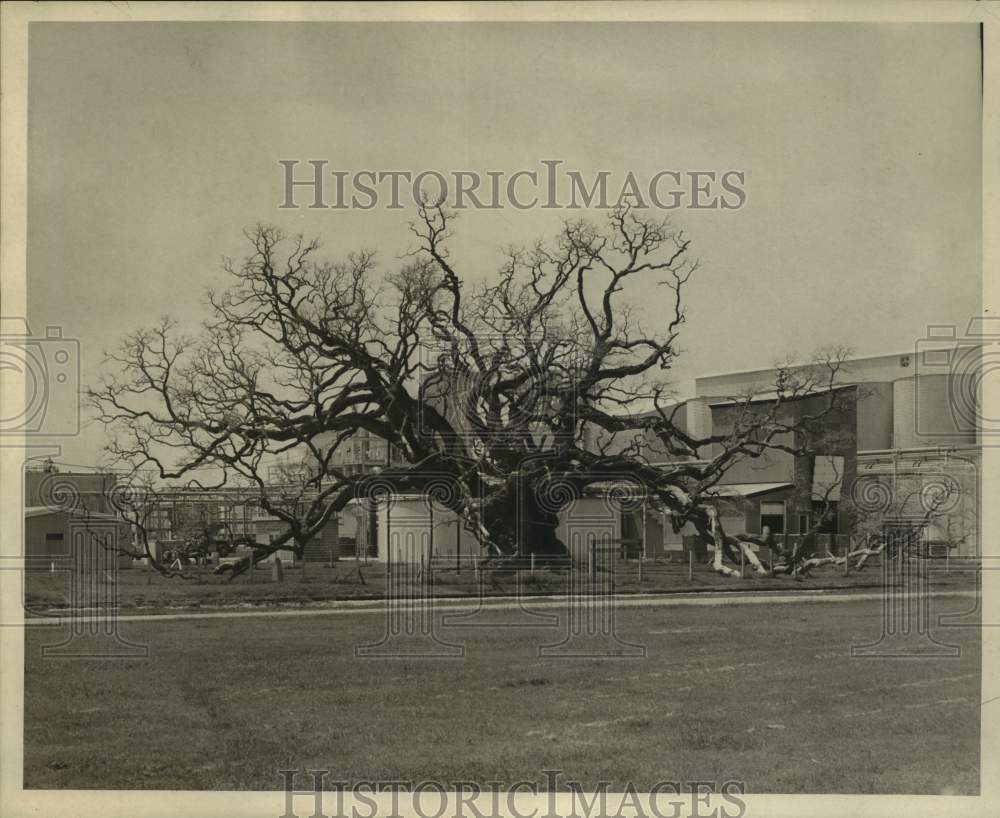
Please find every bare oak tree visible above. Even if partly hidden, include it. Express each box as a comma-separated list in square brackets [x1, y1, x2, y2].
[92, 203, 850, 577]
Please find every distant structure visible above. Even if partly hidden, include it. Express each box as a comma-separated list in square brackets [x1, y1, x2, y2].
[344, 344, 982, 562]
[688, 346, 980, 556]
[23, 463, 131, 569]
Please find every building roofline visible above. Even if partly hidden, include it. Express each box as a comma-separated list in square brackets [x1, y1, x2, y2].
[24, 506, 124, 521]
[705, 384, 853, 406]
[857, 445, 981, 456]
[694, 344, 970, 384]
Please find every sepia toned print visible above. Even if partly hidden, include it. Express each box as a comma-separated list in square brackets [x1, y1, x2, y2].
[1, 4, 995, 818]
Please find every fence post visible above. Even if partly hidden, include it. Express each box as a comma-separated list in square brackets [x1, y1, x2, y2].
[740, 547, 745, 579]
[589, 540, 596, 582]
[638, 554, 643, 583]
[531, 553, 535, 575]
[688, 547, 693, 581]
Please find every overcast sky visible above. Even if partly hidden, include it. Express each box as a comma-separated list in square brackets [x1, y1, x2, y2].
[27, 22, 982, 469]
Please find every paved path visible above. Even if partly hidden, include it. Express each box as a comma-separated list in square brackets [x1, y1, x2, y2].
[23, 588, 978, 625]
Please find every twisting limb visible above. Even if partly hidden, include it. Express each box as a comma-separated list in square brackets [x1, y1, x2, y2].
[92, 205, 853, 576]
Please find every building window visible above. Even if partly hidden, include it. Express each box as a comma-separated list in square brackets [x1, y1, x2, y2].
[45, 532, 64, 542]
[760, 501, 785, 534]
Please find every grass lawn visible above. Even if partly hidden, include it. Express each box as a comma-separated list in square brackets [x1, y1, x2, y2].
[23, 555, 979, 613]
[23, 594, 980, 793]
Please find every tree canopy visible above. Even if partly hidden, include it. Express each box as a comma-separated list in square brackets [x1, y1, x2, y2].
[93, 203, 849, 573]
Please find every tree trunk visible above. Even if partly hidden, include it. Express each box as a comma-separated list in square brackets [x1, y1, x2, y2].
[480, 478, 569, 563]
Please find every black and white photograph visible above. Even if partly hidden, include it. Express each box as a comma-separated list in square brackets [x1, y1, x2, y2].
[0, 2, 996, 817]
